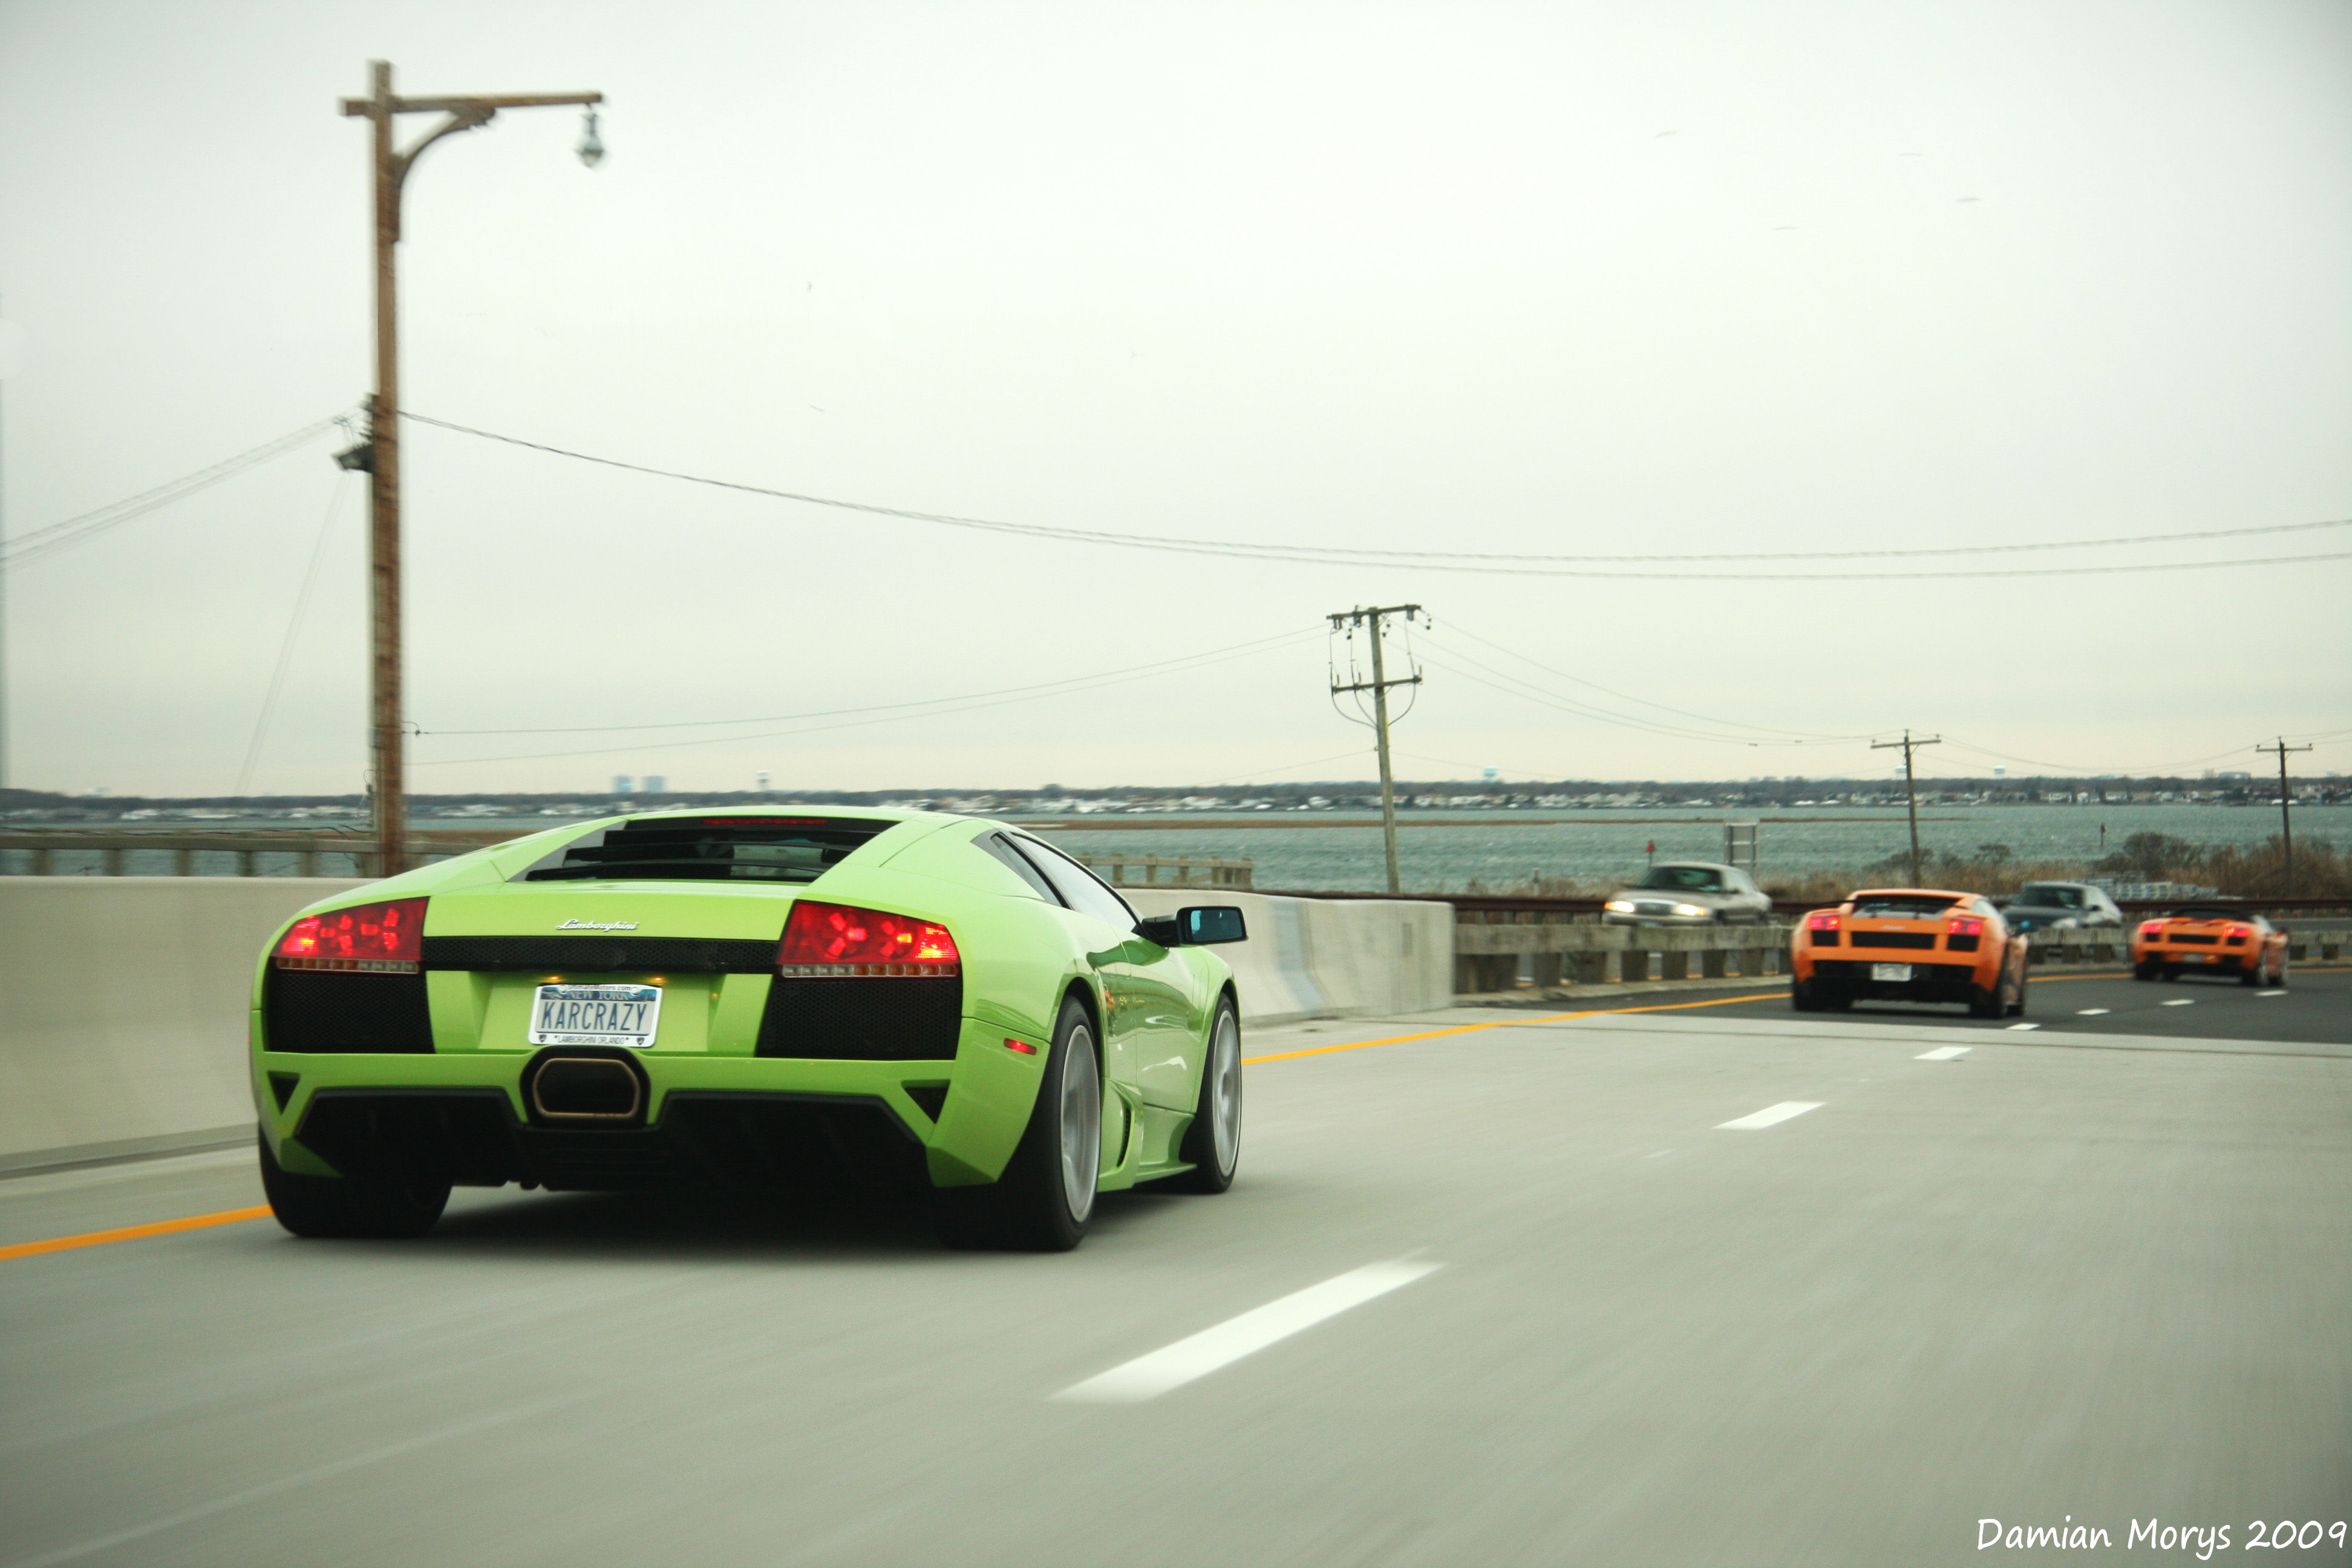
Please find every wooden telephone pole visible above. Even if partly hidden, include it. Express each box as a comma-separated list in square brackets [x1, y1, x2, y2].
[1329, 604, 1424, 895]
[341, 62, 603, 875]
[1872, 730, 1941, 886]
[2255, 738, 2313, 892]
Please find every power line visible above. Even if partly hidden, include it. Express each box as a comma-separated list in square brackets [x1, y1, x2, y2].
[414, 627, 1322, 768]
[421, 629, 1316, 737]
[1429, 626, 1876, 743]
[235, 473, 355, 799]
[407, 411, 2352, 580]
[2, 412, 354, 569]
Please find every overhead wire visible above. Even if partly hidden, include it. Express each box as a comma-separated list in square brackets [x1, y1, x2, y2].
[1432, 625, 1875, 743]
[414, 627, 1324, 767]
[422, 629, 1318, 737]
[234, 473, 354, 800]
[4, 412, 355, 569]
[406, 411, 2352, 580]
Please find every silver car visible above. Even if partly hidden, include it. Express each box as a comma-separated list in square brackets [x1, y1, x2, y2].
[1602, 862, 1772, 926]
[1998, 881, 2123, 932]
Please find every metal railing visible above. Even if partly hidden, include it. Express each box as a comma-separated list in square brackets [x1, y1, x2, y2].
[0, 830, 523, 879]
[1071, 852, 1253, 890]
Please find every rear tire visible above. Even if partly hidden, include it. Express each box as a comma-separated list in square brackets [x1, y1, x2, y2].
[1160, 995, 1241, 1194]
[1967, 982, 2002, 1019]
[2131, 962, 2155, 982]
[1791, 979, 1819, 1013]
[257, 1129, 448, 1240]
[935, 995, 1100, 1252]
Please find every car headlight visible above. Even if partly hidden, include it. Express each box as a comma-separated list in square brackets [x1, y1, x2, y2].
[1672, 903, 1707, 918]
[1604, 899, 1635, 913]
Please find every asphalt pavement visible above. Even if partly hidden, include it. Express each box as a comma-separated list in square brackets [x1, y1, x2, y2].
[2, 988, 2347, 1566]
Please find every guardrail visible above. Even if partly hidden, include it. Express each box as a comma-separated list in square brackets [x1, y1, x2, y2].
[1070, 853, 1253, 889]
[0, 830, 520, 878]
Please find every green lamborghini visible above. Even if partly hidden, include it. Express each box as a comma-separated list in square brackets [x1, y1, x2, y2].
[249, 808, 1247, 1250]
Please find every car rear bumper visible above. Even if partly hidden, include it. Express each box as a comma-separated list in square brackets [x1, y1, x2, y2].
[252, 1015, 1040, 1192]
[1803, 958, 1989, 1003]
[2133, 947, 2255, 973]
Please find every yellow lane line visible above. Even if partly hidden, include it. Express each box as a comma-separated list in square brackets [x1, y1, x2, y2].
[0, 1205, 272, 1263]
[1242, 991, 1783, 1064]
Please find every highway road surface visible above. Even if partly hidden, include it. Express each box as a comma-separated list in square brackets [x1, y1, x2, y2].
[3, 972, 2347, 1566]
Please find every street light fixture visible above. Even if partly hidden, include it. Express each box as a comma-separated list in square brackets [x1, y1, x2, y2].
[339, 60, 603, 876]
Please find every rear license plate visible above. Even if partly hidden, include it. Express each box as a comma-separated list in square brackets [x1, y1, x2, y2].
[2198, 953, 2218, 963]
[529, 983, 662, 1048]
[1871, 962, 1913, 982]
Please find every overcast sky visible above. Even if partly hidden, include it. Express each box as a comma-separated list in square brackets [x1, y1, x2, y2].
[3, 0, 2347, 797]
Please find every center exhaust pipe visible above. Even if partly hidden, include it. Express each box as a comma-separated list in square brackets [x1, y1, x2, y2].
[524, 1049, 647, 1125]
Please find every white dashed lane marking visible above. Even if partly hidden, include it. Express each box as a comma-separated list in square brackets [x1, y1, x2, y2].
[1716, 1102, 1824, 1131]
[2161, 999, 2195, 1007]
[2076, 1008, 2111, 1016]
[2005, 1022, 2040, 1031]
[1915, 1045, 1971, 1061]
[1052, 1259, 1444, 1405]
[2259, 990, 2287, 998]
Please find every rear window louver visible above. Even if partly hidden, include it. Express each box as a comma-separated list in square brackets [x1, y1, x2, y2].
[519, 818, 894, 884]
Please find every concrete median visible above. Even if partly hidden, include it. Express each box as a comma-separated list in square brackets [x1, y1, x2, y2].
[0, 877, 366, 1173]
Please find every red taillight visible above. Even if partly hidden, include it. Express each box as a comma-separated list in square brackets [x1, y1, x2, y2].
[1805, 912, 1840, 932]
[2138, 920, 2164, 936]
[1949, 916, 1985, 937]
[779, 900, 960, 976]
[274, 897, 426, 973]
[2227, 924, 2252, 939]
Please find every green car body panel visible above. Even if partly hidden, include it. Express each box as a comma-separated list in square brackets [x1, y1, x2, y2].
[248, 808, 1240, 1195]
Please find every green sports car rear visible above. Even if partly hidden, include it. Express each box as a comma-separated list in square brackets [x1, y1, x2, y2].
[250, 808, 1246, 1250]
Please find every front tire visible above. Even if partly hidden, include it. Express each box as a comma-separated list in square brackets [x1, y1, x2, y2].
[1161, 995, 1242, 1194]
[936, 995, 1100, 1252]
[257, 1129, 448, 1240]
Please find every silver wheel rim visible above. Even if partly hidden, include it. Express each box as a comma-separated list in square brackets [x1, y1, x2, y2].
[1209, 1008, 1242, 1175]
[1059, 1026, 1100, 1223]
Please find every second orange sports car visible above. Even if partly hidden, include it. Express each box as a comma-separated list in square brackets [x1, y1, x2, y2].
[1790, 887, 2030, 1018]
[2131, 905, 2289, 987]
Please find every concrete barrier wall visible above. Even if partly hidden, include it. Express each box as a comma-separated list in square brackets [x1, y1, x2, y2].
[0, 878, 1446, 1172]
[0, 877, 365, 1172]
[1123, 889, 1454, 1025]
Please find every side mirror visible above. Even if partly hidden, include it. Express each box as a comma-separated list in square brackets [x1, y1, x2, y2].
[1180, 905, 1248, 945]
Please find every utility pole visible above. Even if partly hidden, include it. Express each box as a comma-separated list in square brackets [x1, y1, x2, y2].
[1872, 730, 1941, 886]
[341, 61, 603, 875]
[1329, 604, 1424, 895]
[2255, 738, 2312, 892]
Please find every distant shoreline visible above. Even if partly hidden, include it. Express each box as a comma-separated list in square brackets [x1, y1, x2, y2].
[1014, 815, 1941, 831]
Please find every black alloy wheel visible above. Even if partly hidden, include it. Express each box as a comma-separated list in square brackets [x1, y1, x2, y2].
[256, 1128, 449, 1240]
[1159, 994, 1242, 1194]
[935, 994, 1100, 1252]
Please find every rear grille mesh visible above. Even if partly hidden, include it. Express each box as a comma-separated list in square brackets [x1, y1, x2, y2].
[756, 977, 962, 1060]
[2167, 933, 2220, 946]
[265, 968, 434, 1053]
[1847, 931, 1938, 950]
[421, 935, 777, 973]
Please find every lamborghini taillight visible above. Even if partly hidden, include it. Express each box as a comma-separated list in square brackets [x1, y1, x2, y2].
[1949, 916, 1985, 937]
[2138, 920, 2164, 937]
[778, 901, 960, 977]
[274, 897, 426, 973]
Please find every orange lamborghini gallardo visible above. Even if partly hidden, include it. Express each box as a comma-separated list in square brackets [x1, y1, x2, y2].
[2130, 905, 2289, 987]
[1790, 887, 2030, 1018]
